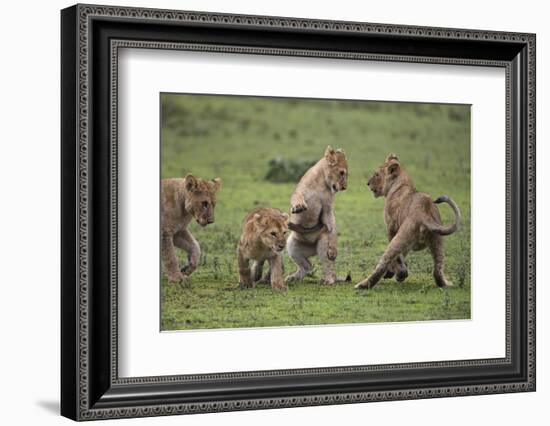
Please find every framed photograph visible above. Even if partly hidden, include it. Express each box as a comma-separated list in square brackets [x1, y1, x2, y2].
[61, 4, 536, 421]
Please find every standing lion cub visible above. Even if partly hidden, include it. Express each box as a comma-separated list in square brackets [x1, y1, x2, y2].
[237, 207, 290, 290]
[355, 154, 460, 290]
[286, 145, 348, 285]
[161, 174, 221, 284]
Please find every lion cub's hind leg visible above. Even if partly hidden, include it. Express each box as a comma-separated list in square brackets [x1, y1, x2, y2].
[317, 232, 338, 284]
[285, 234, 315, 283]
[384, 232, 409, 282]
[355, 231, 410, 289]
[429, 236, 453, 288]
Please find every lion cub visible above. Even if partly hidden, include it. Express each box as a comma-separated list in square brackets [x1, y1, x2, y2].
[237, 208, 289, 290]
[161, 174, 221, 284]
[286, 145, 348, 285]
[355, 154, 461, 290]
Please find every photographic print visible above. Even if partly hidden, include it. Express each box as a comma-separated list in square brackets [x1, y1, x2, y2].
[160, 94, 471, 331]
[61, 6, 535, 418]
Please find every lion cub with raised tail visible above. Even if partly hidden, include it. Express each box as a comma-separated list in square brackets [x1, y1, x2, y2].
[161, 174, 221, 285]
[355, 154, 461, 290]
[237, 208, 290, 290]
[286, 145, 348, 285]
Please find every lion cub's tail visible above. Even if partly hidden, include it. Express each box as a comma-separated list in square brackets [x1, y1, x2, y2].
[424, 195, 461, 236]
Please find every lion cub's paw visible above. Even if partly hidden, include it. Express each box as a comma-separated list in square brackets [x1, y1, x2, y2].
[384, 270, 395, 279]
[354, 279, 374, 290]
[322, 273, 351, 285]
[291, 195, 308, 214]
[395, 269, 409, 283]
[271, 281, 288, 291]
[291, 204, 308, 214]
[168, 271, 189, 286]
[238, 281, 254, 289]
[181, 263, 197, 275]
[434, 275, 453, 288]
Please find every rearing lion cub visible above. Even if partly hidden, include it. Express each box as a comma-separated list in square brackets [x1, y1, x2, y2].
[237, 207, 289, 290]
[355, 154, 460, 290]
[286, 145, 348, 285]
[161, 174, 221, 284]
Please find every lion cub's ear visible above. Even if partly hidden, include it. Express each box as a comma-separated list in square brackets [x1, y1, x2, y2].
[184, 174, 199, 192]
[385, 154, 400, 176]
[387, 161, 400, 176]
[211, 177, 222, 192]
[324, 145, 337, 166]
[251, 213, 267, 229]
[246, 213, 261, 226]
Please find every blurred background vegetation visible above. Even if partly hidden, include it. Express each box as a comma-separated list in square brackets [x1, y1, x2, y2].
[160, 94, 471, 331]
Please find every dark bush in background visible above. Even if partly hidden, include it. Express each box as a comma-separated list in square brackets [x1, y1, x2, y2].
[264, 157, 317, 183]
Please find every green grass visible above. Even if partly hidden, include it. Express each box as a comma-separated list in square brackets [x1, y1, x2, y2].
[160, 94, 471, 331]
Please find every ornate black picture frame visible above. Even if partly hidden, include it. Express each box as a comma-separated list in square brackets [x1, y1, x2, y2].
[61, 4, 536, 421]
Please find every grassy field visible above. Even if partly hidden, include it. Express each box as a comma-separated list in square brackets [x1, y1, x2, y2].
[160, 94, 471, 331]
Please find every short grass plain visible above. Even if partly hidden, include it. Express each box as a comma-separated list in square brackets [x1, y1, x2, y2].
[160, 94, 471, 331]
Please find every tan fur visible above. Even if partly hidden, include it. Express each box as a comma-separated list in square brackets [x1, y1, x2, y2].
[355, 154, 461, 290]
[161, 174, 221, 284]
[237, 208, 289, 290]
[286, 145, 348, 285]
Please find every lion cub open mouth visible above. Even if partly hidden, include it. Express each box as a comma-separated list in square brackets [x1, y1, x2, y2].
[237, 207, 289, 291]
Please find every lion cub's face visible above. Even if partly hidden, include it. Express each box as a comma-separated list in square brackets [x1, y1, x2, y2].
[251, 210, 290, 253]
[323, 145, 348, 193]
[367, 154, 401, 198]
[183, 174, 222, 227]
